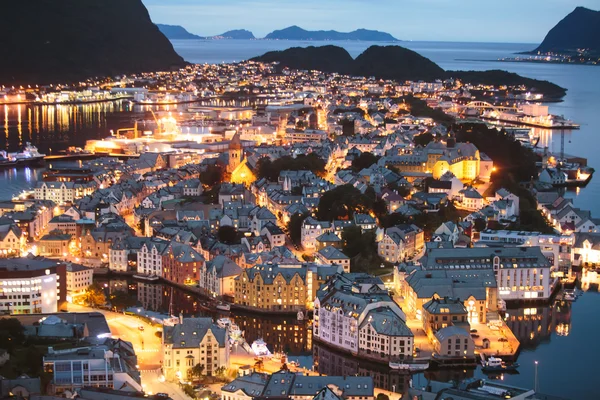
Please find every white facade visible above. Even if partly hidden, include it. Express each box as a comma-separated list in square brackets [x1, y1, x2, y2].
[0, 271, 59, 314]
[66, 265, 93, 298]
[137, 241, 168, 276]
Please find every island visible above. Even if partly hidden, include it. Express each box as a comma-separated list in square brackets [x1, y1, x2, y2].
[156, 24, 203, 40]
[251, 45, 566, 98]
[264, 26, 398, 41]
[0, 0, 186, 85]
[157, 25, 256, 40]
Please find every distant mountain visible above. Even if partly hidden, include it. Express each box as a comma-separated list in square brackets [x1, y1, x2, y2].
[265, 26, 398, 41]
[156, 24, 202, 40]
[252, 45, 566, 98]
[218, 30, 255, 39]
[532, 7, 600, 55]
[0, 0, 186, 85]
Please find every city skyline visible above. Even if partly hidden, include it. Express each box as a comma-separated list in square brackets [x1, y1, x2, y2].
[143, 0, 598, 43]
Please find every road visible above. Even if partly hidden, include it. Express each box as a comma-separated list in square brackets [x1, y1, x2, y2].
[68, 303, 163, 369]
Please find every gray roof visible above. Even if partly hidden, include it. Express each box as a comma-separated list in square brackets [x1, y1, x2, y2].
[359, 307, 413, 337]
[423, 297, 468, 315]
[206, 255, 243, 278]
[419, 246, 551, 270]
[318, 246, 349, 260]
[435, 326, 471, 342]
[163, 318, 227, 348]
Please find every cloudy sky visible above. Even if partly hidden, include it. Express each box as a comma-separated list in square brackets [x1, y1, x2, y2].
[143, 0, 597, 43]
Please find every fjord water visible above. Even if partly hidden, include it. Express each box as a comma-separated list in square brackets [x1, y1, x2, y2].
[1, 40, 599, 398]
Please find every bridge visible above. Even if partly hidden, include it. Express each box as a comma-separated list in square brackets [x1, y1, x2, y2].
[456, 101, 519, 113]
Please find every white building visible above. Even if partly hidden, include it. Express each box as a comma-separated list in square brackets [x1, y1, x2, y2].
[419, 247, 555, 300]
[43, 343, 142, 394]
[199, 255, 242, 297]
[162, 317, 230, 380]
[66, 263, 93, 300]
[136, 238, 169, 277]
[314, 273, 413, 362]
[34, 181, 95, 204]
[301, 217, 331, 250]
[0, 258, 66, 314]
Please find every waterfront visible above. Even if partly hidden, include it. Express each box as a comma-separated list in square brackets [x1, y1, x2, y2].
[92, 275, 598, 399]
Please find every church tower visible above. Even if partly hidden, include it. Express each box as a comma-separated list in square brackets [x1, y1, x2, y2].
[228, 132, 243, 173]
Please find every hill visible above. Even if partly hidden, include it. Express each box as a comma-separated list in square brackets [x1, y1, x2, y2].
[265, 26, 398, 41]
[156, 24, 203, 39]
[251, 46, 355, 74]
[218, 30, 255, 39]
[252, 45, 566, 99]
[0, 0, 186, 85]
[533, 7, 600, 55]
[353, 46, 445, 82]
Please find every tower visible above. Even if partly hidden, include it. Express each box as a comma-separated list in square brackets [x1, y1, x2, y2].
[228, 132, 243, 173]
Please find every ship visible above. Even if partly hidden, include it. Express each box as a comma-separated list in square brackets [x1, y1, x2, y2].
[0, 142, 46, 169]
[389, 361, 429, 372]
[481, 356, 519, 373]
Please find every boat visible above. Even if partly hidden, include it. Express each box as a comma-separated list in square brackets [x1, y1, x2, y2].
[389, 361, 429, 372]
[481, 357, 519, 373]
[2, 143, 46, 168]
[132, 274, 160, 282]
[216, 302, 231, 311]
[563, 291, 576, 301]
[251, 338, 271, 357]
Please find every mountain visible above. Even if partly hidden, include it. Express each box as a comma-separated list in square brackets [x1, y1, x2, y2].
[265, 26, 398, 41]
[218, 30, 255, 39]
[533, 7, 600, 54]
[252, 45, 566, 98]
[0, 0, 186, 85]
[157, 24, 203, 40]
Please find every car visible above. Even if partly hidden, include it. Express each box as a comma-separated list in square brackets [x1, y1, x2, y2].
[156, 393, 169, 398]
[471, 333, 480, 338]
[499, 338, 508, 342]
[138, 325, 145, 331]
[470, 329, 478, 333]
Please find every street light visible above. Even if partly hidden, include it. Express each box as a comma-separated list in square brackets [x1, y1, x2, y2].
[534, 361, 538, 392]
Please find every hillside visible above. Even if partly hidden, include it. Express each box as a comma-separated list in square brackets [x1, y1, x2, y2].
[252, 45, 567, 99]
[533, 7, 600, 55]
[156, 24, 203, 40]
[265, 26, 398, 41]
[219, 30, 255, 39]
[0, 0, 186, 85]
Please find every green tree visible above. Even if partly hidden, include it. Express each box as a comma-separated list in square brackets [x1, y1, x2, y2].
[200, 165, 224, 187]
[190, 363, 205, 379]
[0, 318, 25, 351]
[215, 366, 226, 377]
[316, 184, 373, 221]
[218, 225, 239, 244]
[256, 154, 326, 181]
[109, 290, 136, 311]
[288, 213, 309, 246]
[473, 218, 487, 232]
[377, 394, 390, 400]
[351, 152, 381, 172]
[414, 131, 434, 147]
[85, 282, 106, 308]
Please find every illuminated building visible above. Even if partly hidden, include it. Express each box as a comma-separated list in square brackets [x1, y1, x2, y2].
[0, 257, 67, 314]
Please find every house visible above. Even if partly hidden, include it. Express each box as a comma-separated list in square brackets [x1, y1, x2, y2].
[0, 223, 23, 257]
[432, 221, 460, 244]
[422, 297, 469, 339]
[182, 179, 204, 197]
[162, 317, 230, 380]
[199, 255, 242, 297]
[162, 243, 205, 286]
[433, 326, 475, 358]
[136, 238, 170, 276]
[378, 224, 424, 263]
[457, 186, 485, 211]
[301, 217, 331, 251]
[260, 222, 286, 248]
[316, 246, 350, 273]
[38, 232, 72, 257]
[66, 264, 93, 299]
[539, 168, 567, 185]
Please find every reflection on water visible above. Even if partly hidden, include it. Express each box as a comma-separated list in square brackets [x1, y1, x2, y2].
[313, 342, 410, 394]
[0, 167, 43, 200]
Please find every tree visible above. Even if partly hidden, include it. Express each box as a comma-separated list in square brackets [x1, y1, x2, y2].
[316, 184, 373, 221]
[190, 363, 205, 379]
[414, 131, 434, 147]
[351, 152, 381, 172]
[214, 366, 226, 377]
[200, 165, 224, 187]
[109, 290, 136, 311]
[473, 218, 487, 232]
[256, 154, 327, 181]
[0, 318, 25, 351]
[254, 359, 264, 372]
[288, 213, 309, 246]
[85, 282, 106, 308]
[377, 394, 390, 400]
[218, 225, 239, 244]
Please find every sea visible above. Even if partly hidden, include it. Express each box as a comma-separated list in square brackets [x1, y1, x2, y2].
[2, 40, 600, 398]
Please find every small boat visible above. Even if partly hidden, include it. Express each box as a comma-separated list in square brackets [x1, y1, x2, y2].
[297, 311, 304, 321]
[133, 274, 160, 282]
[481, 357, 519, 373]
[563, 292, 576, 301]
[251, 338, 271, 357]
[216, 302, 231, 311]
[389, 361, 429, 372]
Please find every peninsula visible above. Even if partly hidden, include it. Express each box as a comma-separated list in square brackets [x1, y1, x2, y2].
[157, 25, 256, 40]
[0, 0, 185, 85]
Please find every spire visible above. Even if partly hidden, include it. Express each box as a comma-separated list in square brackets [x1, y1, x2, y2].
[230, 132, 242, 150]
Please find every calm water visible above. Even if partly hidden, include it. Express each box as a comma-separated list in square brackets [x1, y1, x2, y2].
[3, 40, 599, 397]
